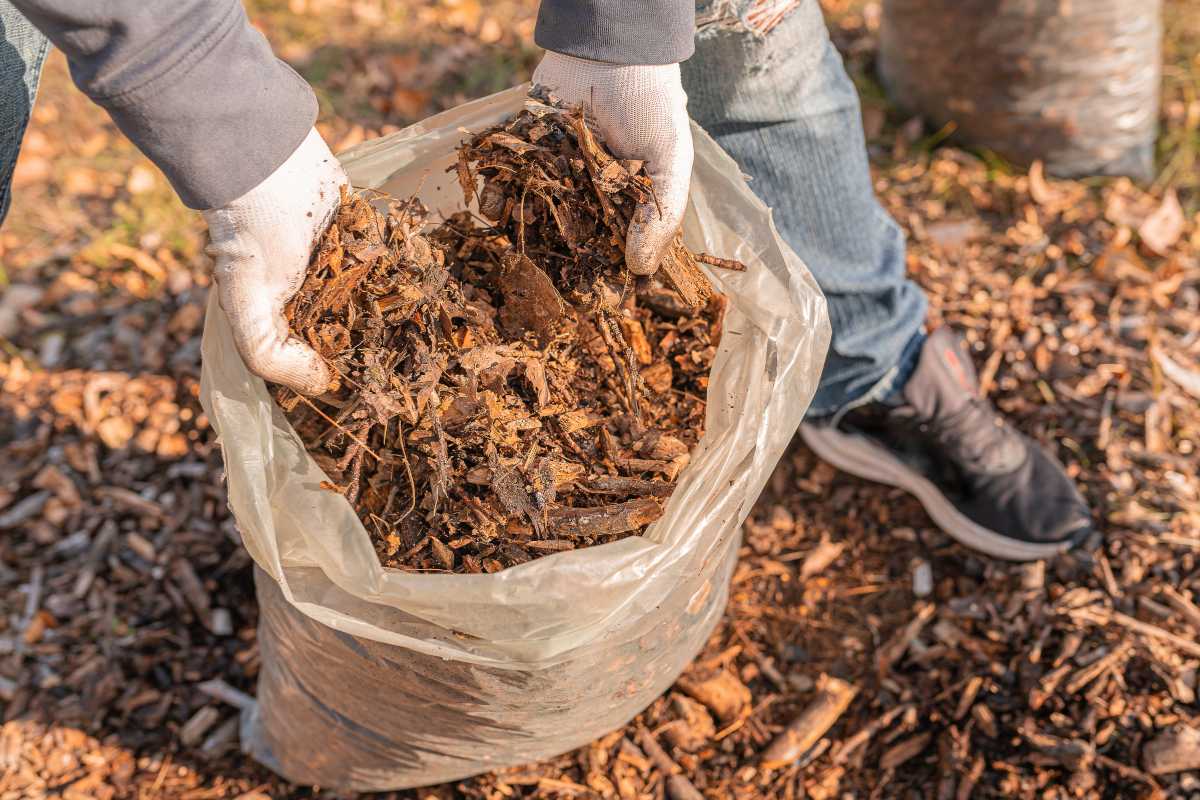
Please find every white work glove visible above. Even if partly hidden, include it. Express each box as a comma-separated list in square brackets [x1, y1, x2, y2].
[533, 52, 693, 276]
[202, 128, 346, 396]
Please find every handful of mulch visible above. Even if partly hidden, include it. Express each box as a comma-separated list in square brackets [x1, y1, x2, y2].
[277, 100, 737, 573]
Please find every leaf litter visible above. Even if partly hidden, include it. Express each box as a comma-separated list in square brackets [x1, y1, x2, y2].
[276, 98, 731, 573]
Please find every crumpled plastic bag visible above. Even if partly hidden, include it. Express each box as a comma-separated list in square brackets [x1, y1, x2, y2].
[198, 85, 830, 792]
[879, 0, 1161, 180]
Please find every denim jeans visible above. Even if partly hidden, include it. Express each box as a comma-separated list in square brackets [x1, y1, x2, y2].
[684, 0, 926, 415]
[0, 0, 48, 225]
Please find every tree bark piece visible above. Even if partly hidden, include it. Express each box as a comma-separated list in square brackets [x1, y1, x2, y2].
[547, 498, 664, 538]
[661, 695, 716, 752]
[677, 669, 752, 723]
[581, 476, 675, 497]
[658, 242, 714, 311]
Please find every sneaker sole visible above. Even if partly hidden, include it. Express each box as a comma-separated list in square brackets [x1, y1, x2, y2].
[799, 423, 1075, 562]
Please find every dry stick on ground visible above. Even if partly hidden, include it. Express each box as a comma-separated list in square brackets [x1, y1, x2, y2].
[1071, 607, 1200, 659]
[880, 732, 933, 772]
[1096, 755, 1164, 799]
[1063, 642, 1132, 695]
[636, 728, 705, 800]
[760, 674, 859, 769]
[831, 703, 915, 765]
[1158, 585, 1200, 633]
[876, 603, 937, 675]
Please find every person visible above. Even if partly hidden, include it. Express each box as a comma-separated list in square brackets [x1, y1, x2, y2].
[0, 0, 1093, 560]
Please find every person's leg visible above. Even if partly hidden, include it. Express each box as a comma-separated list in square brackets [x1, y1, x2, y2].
[0, 0, 50, 226]
[682, 0, 926, 417]
[682, 1, 1094, 557]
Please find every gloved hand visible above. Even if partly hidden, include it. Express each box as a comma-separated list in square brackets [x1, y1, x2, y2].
[533, 52, 693, 276]
[202, 128, 346, 396]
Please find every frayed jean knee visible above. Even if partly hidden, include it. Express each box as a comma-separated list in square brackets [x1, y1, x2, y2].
[684, 0, 926, 415]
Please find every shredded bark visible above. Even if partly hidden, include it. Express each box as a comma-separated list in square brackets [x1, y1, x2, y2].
[278, 102, 727, 572]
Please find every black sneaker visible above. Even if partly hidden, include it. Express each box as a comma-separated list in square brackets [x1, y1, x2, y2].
[800, 328, 1094, 561]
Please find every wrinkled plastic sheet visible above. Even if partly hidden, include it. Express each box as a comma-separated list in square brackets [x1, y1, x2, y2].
[199, 85, 830, 791]
[879, 0, 1161, 179]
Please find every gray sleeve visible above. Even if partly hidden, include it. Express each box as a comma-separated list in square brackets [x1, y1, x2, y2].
[10, 0, 317, 210]
[535, 0, 695, 65]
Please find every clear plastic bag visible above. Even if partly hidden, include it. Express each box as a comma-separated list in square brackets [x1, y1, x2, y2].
[198, 85, 830, 792]
[879, 0, 1162, 180]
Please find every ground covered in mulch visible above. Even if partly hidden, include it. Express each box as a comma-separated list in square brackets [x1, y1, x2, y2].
[3, 2, 1200, 799]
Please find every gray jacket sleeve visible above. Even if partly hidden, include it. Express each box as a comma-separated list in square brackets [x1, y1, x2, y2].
[10, 0, 316, 210]
[536, 0, 695, 64]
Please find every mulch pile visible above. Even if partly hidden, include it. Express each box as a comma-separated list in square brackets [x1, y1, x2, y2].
[278, 101, 726, 572]
[3, 6, 1200, 799]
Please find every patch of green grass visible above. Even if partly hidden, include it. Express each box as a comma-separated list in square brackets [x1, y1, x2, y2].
[915, 120, 958, 154]
[434, 43, 540, 105]
[74, 173, 203, 272]
[1158, 0, 1200, 212]
[975, 148, 1016, 182]
[297, 45, 346, 87]
[299, 44, 394, 123]
[849, 68, 889, 108]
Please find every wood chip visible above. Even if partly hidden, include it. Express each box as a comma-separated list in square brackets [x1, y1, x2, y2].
[880, 731, 931, 771]
[677, 669, 751, 723]
[180, 707, 221, 748]
[1143, 724, 1200, 775]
